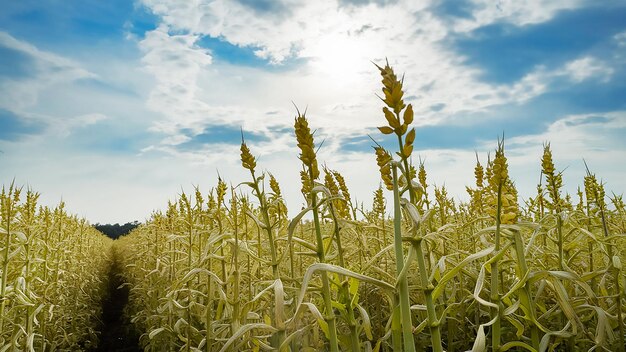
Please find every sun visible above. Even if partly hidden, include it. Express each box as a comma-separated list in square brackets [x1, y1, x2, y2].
[308, 31, 371, 86]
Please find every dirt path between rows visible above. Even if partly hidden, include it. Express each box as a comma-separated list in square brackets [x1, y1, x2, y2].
[92, 248, 141, 352]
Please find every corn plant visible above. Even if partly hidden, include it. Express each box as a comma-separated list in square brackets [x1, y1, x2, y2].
[113, 62, 625, 352]
[0, 183, 112, 351]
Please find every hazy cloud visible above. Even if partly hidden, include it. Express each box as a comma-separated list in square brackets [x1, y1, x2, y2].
[0, 32, 94, 111]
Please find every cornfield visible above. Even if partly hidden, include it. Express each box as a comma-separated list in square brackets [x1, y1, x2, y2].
[2, 62, 625, 351]
[0, 184, 112, 350]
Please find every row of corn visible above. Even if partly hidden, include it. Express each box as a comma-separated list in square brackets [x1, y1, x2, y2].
[0, 184, 112, 351]
[115, 63, 625, 351]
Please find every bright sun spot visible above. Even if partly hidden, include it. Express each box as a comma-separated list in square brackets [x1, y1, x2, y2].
[308, 32, 370, 86]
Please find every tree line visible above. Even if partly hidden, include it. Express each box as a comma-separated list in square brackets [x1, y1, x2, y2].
[93, 221, 141, 239]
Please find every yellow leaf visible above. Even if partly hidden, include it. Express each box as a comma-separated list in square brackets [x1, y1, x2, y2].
[383, 107, 400, 129]
[373, 340, 383, 352]
[317, 319, 330, 339]
[348, 277, 359, 297]
[331, 300, 346, 311]
[398, 124, 407, 136]
[403, 144, 413, 158]
[378, 126, 394, 135]
[403, 104, 414, 125]
[405, 128, 415, 145]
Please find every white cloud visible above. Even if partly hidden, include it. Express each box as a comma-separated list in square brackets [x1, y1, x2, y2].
[495, 111, 626, 199]
[451, 0, 585, 32]
[128, 0, 625, 212]
[486, 55, 614, 107]
[139, 25, 213, 134]
[615, 31, 626, 47]
[0, 30, 165, 159]
[506, 111, 625, 159]
[0, 32, 95, 111]
[44, 113, 110, 137]
[136, 0, 598, 156]
[0, 32, 151, 141]
[562, 56, 614, 83]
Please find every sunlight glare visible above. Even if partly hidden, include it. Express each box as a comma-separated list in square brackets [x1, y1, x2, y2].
[309, 32, 370, 86]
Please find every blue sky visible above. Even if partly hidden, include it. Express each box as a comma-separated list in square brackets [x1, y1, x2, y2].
[1, 0, 625, 223]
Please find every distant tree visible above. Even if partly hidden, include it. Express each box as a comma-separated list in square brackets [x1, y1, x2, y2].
[94, 221, 141, 239]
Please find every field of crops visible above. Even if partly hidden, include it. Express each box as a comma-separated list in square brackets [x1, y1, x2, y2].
[1, 63, 625, 351]
[0, 185, 112, 350]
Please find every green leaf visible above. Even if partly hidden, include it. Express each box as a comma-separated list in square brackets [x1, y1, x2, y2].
[331, 300, 346, 311]
[505, 315, 525, 338]
[348, 277, 360, 308]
